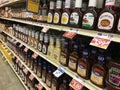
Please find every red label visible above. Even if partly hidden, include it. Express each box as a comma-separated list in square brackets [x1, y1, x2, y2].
[79, 61, 87, 68]
[63, 31, 76, 39]
[29, 74, 34, 81]
[36, 83, 43, 89]
[23, 68, 28, 75]
[32, 53, 38, 59]
[24, 47, 29, 52]
[90, 36, 111, 49]
[69, 79, 83, 90]
[19, 44, 23, 48]
[93, 68, 104, 76]
[42, 27, 50, 33]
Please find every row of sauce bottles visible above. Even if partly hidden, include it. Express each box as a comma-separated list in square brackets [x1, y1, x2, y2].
[7, 37, 89, 90]
[2, 0, 120, 34]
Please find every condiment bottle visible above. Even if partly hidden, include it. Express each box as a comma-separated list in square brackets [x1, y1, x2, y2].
[82, 0, 97, 30]
[53, 0, 63, 24]
[27, 50, 34, 67]
[31, 30, 35, 47]
[53, 37, 61, 62]
[69, 0, 83, 27]
[47, 0, 55, 23]
[37, 57, 42, 78]
[60, 38, 69, 66]
[47, 35, 55, 59]
[77, 48, 91, 79]
[42, 61, 47, 82]
[41, 0, 48, 23]
[90, 50, 106, 88]
[38, 33, 44, 52]
[42, 33, 49, 55]
[106, 60, 120, 90]
[61, 0, 71, 25]
[68, 42, 79, 72]
[28, 29, 32, 45]
[34, 31, 40, 49]
[117, 12, 120, 34]
[23, 47, 29, 63]
[38, 3, 42, 22]
[97, 0, 119, 32]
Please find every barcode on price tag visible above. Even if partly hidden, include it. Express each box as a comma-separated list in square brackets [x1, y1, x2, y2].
[90, 34, 112, 49]
[63, 29, 77, 39]
[41, 26, 50, 33]
[53, 67, 65, 78]
[69, 78, 83, 90]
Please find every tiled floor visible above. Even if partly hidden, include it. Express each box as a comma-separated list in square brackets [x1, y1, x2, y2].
[0, 52, 25, 90]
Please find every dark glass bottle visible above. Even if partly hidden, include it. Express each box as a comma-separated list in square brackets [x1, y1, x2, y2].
[37, 57, 43, 78]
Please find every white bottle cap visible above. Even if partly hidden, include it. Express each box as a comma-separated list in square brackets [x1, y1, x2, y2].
[75, 0, 83, 8]
[50, 1, 55, 9]
[88, 0, 97, 7]
[65, 0, 71, 8]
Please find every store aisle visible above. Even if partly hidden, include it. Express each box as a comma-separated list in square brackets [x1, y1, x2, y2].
[0, 52, 25, 90]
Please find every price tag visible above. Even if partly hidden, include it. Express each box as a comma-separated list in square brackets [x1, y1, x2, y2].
[90, 34, 112, 49]
[24, 47, 29, 52]
[69, 78, 83, 90]
[23, 68, 28, 75]
[41, 26, 50, 33]
[19, 44, 23, 48]
[36, 83, 43, 90]
[16, 59, 19, 63]
[29, 74, 34, 81]
[32, 53, 38, 59]
[53, 67, 65, 78]
[63, 29, 77, 39]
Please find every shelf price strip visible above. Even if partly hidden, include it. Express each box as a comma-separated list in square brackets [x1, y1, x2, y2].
[53, 67, 65, 78]
[69, 78, 83, 90]
[90, 33, 113, 49]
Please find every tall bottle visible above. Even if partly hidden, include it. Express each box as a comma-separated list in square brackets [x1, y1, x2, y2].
[53, 0, 63, 24]
[34, 31, 39, 49]
[69, 0, 83, 27]
[61, 0, 71, 25]
[41, 0, 48, 23]
[82, 0, 98, 30]
[68, 42, 79, 71]
[117, 9, 120, 34]
[47, 0, 55, 23]
[53, 37, 61, 62]
[38, 33, 44, 52]
[90, 50, 106, 88]
[97, 0, 119, 32]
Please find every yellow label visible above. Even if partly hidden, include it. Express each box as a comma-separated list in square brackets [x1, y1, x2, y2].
[33, 14, 38, 20]
[53, 48, 61, 61]
[47, 45, 54, 58]
[51, 83, 57, 90]
[68, 56, 77, 70]
[77, 65, 86, 77]
[90, 72, 103, 85]
[46, 79, 51, 87]
[60, 52, 67, 65]
[43, 16, 48, 21]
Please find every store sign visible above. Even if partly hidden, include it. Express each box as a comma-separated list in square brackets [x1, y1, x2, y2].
[41, 26, 50, 33]
[53, 67, 65, 78]
[69, 78, 83, 90]
[90, 33, 112, 49]
[27, 0, 40, 13]
[63, 29, 77, 39]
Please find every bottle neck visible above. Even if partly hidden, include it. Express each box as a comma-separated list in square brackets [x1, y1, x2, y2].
[56, 0, 62, 9]
[65, 0, 71, 8]
[50, 1, 55, 9]
[88, 0, 97, 7]
[75, 0, 82, 8]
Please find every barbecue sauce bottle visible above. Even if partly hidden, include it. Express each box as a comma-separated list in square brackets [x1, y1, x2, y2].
[69, 0, 83, 27]
[47, 0, 55, 23]
[61, 0, 71, 25]
[82, 0, 97, 30]
[53, 0, 63, 24]
[97, 0, 119, 32]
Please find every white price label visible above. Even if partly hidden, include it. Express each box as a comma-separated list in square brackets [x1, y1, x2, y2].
[53, 67, 65, 78]
[41, 26, 50, 33]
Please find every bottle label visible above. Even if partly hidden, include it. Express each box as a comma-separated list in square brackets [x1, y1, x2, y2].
[70, 12, 79, 26]
[42, 74, 46, 82]
[42, 45, 47, 54]
[117, 18, 120, 31]
[60, 52, 67, 65]
[82, 13, 94, 28]
[77, 61, 87, 77]
[51, 83, 57, 90]
[34, 41, 37, 48]
[61, 12, 69, 24]
[54, 49, 60, 61]
[53, 13, 60, 24]
[47, 12, 53, 23]
[90, 68, 104, 86]
[47, 47, 53, 57]
[46, 78, 51, 87]
[109, 67, 120, 87]
[37, 67, 42, 77]
[56, 1, 62, 9]
[105, 0, 119, 6]
[68, 56, 77, 70]
[42, 10, 48, 21]
[98, 12, 114, 30]
[38, 43, 42, 51]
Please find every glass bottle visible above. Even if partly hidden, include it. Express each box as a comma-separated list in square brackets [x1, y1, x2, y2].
[38, 33, 44, 52]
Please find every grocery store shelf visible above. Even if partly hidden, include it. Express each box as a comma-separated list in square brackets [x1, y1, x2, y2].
[0, 0, 25, 7]
[0, 17, 120, 43]
[0, 31, 106, 90]
[0, 39, 51, 90]
[0, 43, 29, 90]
